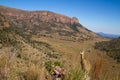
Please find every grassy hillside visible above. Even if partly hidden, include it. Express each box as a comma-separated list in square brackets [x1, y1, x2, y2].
[0, 27, 120, 80]
[0, 6, 120, 80]
[95, 38, 120, 63]
[0, 5, 100, 41]
[0, 26, 62, 80]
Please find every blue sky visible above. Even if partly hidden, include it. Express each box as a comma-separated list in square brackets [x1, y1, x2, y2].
[0, 0, 120, 34]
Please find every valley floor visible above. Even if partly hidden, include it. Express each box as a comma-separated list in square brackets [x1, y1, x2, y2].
[32, 36, 120, 80]
[0, 35, 120, 80]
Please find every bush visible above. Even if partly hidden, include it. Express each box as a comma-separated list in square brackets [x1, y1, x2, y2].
[44, 60, 63, 75]
[47, 52, 58, 59]
[45, 60, 53, 73]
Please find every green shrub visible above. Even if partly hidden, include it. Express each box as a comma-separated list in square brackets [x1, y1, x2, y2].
[47, 52, 58, 59]
[45, 60, 53, 73]
[44, 60, 63, 75]
[17, 53, 21, 58]
[54, 61, 63, 67]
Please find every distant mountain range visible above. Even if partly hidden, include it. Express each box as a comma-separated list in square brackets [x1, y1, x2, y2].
[97, 32, 120, 39]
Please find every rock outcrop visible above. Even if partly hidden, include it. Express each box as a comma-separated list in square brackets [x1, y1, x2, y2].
[0, 13, 10, 30]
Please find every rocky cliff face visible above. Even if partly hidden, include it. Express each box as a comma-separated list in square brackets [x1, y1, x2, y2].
[31, 11, 79, 24]
[0, 5, 100, 41]
[0, 6, 79, 24]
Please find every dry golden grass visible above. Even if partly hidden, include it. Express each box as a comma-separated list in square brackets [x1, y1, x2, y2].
[32, 37, 120, 80]
[0, 34, 119, 80]
[22, 64, 43, 80]
[91, 57, 103, 80]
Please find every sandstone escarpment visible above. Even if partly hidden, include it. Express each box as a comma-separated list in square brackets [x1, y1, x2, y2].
[0, 5, 100, 41]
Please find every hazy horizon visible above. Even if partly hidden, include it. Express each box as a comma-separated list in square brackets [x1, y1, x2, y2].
[0, 0, 120, 34]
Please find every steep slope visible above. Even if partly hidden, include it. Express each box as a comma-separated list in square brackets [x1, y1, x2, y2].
[95, 37, 120, 63]
[0, 12, 9, 29]
[0, 13, 61, 79]
[0, 5, 100, 41]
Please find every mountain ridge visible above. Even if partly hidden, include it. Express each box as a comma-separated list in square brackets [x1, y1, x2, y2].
[0, 5, 79, 24]
[97, 32, 120, 39]
[0, 5, 100, 41]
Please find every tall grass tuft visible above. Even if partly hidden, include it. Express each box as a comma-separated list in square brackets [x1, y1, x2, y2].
[103, 72, 120, 80]
[0, 54, 8, 80]
[22, 64, 41, 80]
[64, 68, 84, 80]
[91, 57, 103, 80]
